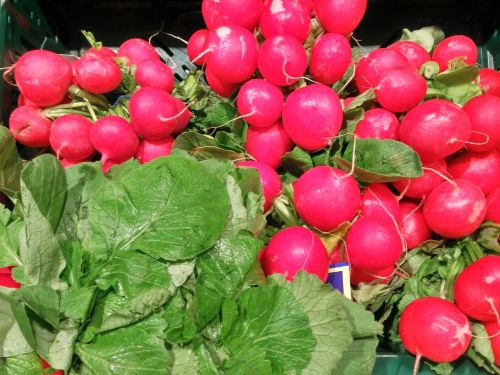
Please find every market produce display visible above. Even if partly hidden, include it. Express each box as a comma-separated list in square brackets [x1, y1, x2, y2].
[0, 0, 499, 374]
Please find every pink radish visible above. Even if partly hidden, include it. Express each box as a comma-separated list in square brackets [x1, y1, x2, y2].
[202, 0, 264, 31]
[257, 34, 307, 86]
[342, 97, 356, 109]
[171, 97, 192, 134]
[360, 183, 402, 224]
[399, 99, 471, 162]
[423, 179, 487, 238]
[14, 50, 72, 107]
[400, 201, 432, 249]
[18, 94, 42, 107]
[388, 40, 431, 69]
[392, 159, 447, 199]
[135, 60, 174, 93]
[49, 114, 95, 161]
[463, 94, 500, 152]
[60, 158, 89, 168]
[293, 166, 360, 232]
[350, 265, 394, 286]
[0, 267, 20, 289]
[74, 51, 122, 94]
[187, 29, 209, 66]
[237, 79, 284, 128]
[244, 120, 293, 169]
[309, 33, 351, 85]
[282, 84, 343, 151]
[205, 68, 238, 98]
[8, 106, 52, 147]
[484, 321, 500, 366]
[354, 108, 399, 140]
[454, 255, 500, 322]
[260, 0, 310, 42]
[479, 68, 500, 97]
[432, 35, 478, 72]
[314, 0, 367, 36]
[89, 46, 116, 58]
[260, 226, 330, 282]
[486, 187, 500, 223]
[135, 137, 174, 164]
[117, 38, 160, 66]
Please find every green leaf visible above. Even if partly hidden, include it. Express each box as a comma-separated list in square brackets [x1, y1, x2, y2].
[339, 296, 383, 338]
[171, 346, 199, 375]
[0, 128, 22, 200]
[190, 146, 245, 161]
[164, 291, 197, 345]
[0, 352, 43, 375]
[61, 286, 96, 322]
[14, 286, 60, 329]
[0, 292, 32, 357]
[478, 224, 500, 253]
[173, 132, 218, 152]
[281, 147, 314, 176]
[215, 131, 245, 153]
[0, 208, 22, 267]
[335, 337, 379, 375]
[345, 89, 376, 112]
[206, 102, 238, 127]
[221, 337, 273, 375]
[401, 26, 445, 52]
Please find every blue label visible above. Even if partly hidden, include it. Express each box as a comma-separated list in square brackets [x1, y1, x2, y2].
[326, 262, 351, 300]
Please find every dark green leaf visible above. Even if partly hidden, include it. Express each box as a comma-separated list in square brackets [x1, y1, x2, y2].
[173, 132, 218, 152]
[61, 286, 95, 322]
[215, 131, 245, 153]
[15, 286, 60, 328]
[281, 147, 314, 176]
[164, 291, 197, 345]
[335, 337, 379, 375]
[0, 206, 22, 267]
[0, 128, 22, 200]
[0, 292, 32, 357]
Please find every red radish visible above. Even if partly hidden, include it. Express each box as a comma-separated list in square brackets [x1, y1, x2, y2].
[479, 68, 500, 97]
[49, 114, 95, 161]
[102, 160, 119, 173]
[135, 60, 174, 93]
[454, 256, 500, 322]
[260, 226, 330, 282]
[236, 160, 282, 212]
[117, 38, 160, 66]
[244, 120, 293, 169]
[171, 97, 192, 134]
[90, 116, 139, 166]
[293, 166, 360, 232]
[432, 35, 478, 72]
[447, 150, 500, 195]
[41, 358, 64, 375]
[257, 34, 307, 86]
[342, 97, 356, 109]
[70, 60, 78, 85]
[361, 183, 402, 224]
[135, 137, 174, 164]
[400, 201, 432, 249]
[345, 216, 403, 271]
[375, 67, 427, 113]
[205, 68, 238, 98]
[388, 40, 431, 69]
[237, 79, 284, 128]
[14, 50, 72, 106]
[399, 99, 471, 162]
[486, 187, 500, 223]
[202, 0, 264, 31]
[354, 108, 399, 140]
[297, 0, 313, 11]
[309, 33, 351, 85]
[89, 46, 116, 58]
[329, 244, 342, 264]
[8, 106, 51, 147]
[282, 84, 343, 151]
[206, 25, 258, 84]
[314, 0, 367, 36]
[484, 321, 500, 366]
[423, 179, 487, 238]
[392, 159, 447, 199]
[0, 267, 20, 289]
[260, 0, 310, 42]
[399, 297, 472, 363]
[18, 94, 41, 107]
[350, 265, 394, 285]
[74, 52, 121, 94]
[187, 29, 209, 66]
[60, 158, 89, 168]
[463, 94, 500, 152]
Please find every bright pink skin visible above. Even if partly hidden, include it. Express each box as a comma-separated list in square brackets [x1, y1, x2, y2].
[202, 0, 264, 31]
[237, 79, 284, 128]
[484, 321, 500, 367]
[354, 48, 409, 93]
[486, 187, 500, 223]
[8, 106, 51, 147]
[293, 166, 361, 232]
[282, 84, 343, 151]
[392, 159, 447, 199]
[60, 158, 89, 168]
[309, 33, 351, 85]
[49, 114, 95, 161]
[350, 265, 394, 285]
[463, 94, 500, 152]
[0, 267, 20, 289]
[423, 179, 487, 239]
[260, 226, 330, 282]
[258, 35, 308, 86]
[206, 26, 259, 84]
[432, 35, 478, 72]
[88, 46, 116, 58]
[15, 50, 72, 107]
[360, 183, 402, 224]
[135, 137, 174, 164]
[171, 97, 192, 134]
[454, 255, 500, 322]
[314, 0, 367, 35]
[376, 67, 427, 113]
[345, 216, 403, 272]
[342, 97, 356, 109]
[205, 68, 238, 98]
[400, 201, 432, 249]
[399, 99, 471, 162]
[260, 0, 310, 42]
[117, 38, 160, 66]
[41, 358, 64, 375]
[236, 160, 282, 212]
[244, 120, 293, 169]
[187, 29, 209, 66]
[75, 51, 122, 94]
[479, 68, 500, 97]
[90, 116, 139, 165]
[135, 60, 174, 93]
[387, 41, 431, 70]
[329, 244, 342, 264]
[129, 87, 180, 140]
[354, 108, 399, 140]
[17, 94, 41, 107]
[399, 297, 472, 363]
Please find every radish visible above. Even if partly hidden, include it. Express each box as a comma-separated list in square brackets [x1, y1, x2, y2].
[89, 46, 116, 58]
[260, 226, 330, 282]
[432, 35, 478, 72]
[342, 97, 356, 109]
[0, 267, 20, 289]
[399, 297, 472, 364]
[117, 38, 160, 66]
[206, 25, 259, 84]
[60, 158, 89, 168]
[314, 0, 367, 36]
[41, 358, 64, 375]
[135, 60, 174, 93]
[74, 51, 122, 94]
[18, 94, 42, 107]
[350, 265, 394, 286]
[454, 255, 500, 322]
[484, 321, 500, 366]
[486, 187, 500, 223]
[463, 94, 500, 152]
[375, 67, 427, 113]
[309, 33, 351, 85]
[171, 97, 192, 134]
[236, 160, 282, 212]
[399, 99, 471, 162]
[392, 159, 447, 199]
[244, 120, 293, 169]
[447, 150, 500, 195]
[400, 201, 432, 249]
[8, 106, 52, 147]
[205, 68, 238, 98]
[236, 79, 284, 128]
[388, 40, 431, 69]
[257, 34, 307, 86]
[135, 137, 174, 164]
[187, 29, 209, 66]
[423, 179, 487, 239]
[202, 0, 264, 31]
[259, 0, 310, 42]
[282, 84, 343, 151]
[49, 114, 95, 161]
[354, 108, 399, 140]
[14, 50, 72, 106]
[293, 166, 360, 232]
[479, 68, 500, 97]
[360, 183, 402, 224]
